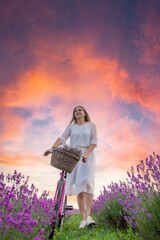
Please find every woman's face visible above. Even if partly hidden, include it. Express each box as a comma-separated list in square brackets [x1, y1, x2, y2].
[74, 106, 86, 120]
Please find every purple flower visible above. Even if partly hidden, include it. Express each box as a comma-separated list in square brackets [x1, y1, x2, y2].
[38, 228, 44, 235]
[143, 209, 147, 214]
[147, 213, 152, 220]
[127, 171, 131, 177]
[0, 170, 57, 238]
[21, 201, 27, 209]
[8, 192, 15, 199]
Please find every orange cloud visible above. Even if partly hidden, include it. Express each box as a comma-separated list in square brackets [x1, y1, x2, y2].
[1, 35, 160, 175]
[1, 40, 160, 146]
[96, 115, 160, 171]
[3, 70, 73, 108]
[0, 153, 47, 167]
[1, 0, 160, 202]
[2, 41, 129, 109]
[0, 109, 25, 142]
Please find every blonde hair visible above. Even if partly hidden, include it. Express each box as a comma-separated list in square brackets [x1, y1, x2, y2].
[69, 105, 91, 124]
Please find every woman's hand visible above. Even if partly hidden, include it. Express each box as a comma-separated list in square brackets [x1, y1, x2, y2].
[43, 148, 53, 157]
[82, 152, 89, 163]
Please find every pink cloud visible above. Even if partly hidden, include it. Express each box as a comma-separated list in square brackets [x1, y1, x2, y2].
[0, 153, 47, 167]
[0, 33, 160, 173]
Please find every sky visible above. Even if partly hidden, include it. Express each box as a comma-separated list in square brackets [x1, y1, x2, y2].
[0, 0, 160, 206]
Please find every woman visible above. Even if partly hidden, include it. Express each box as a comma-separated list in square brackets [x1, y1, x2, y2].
[44, 106, 97, 229]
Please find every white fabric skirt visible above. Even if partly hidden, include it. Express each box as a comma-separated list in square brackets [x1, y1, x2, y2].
[65, 148, 96, 196]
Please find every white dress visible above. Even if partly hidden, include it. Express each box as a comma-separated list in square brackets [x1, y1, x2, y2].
[59, 122, 98, 196]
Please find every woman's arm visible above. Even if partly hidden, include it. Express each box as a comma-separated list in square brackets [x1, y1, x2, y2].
[85, 144, 96, 155]
[43, 138, 63, 156]
[82, 144, 96, 162]
[52, 138, 62, 148]
[82, 122, 97, 163]
[43, 125, 70, 156]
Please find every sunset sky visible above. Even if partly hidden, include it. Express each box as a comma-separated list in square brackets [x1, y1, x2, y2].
[1, 0, 160, 205]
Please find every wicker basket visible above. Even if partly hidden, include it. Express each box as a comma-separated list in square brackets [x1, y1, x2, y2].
[51, 147, 80, 173]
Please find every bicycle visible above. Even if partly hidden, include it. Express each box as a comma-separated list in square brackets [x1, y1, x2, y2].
[46, 147, 82, 239]
[48, 169, 73, 239]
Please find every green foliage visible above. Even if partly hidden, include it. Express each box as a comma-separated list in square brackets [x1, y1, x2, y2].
[53, 214, 138, 240]
[96, 198, 129, 230]
[135, 192, 160, 240]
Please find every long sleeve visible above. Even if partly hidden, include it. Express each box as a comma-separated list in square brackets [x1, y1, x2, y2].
[58, 125, 70, 145]
[90, 122, 98, 146]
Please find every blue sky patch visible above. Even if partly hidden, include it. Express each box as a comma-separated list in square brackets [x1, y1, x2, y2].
[12, 107, 32, 119]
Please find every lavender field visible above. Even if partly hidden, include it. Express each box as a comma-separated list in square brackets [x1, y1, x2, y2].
[92, 153, 160, 240]
[0, 153, 160, 240]
[0, 171, 56, 239]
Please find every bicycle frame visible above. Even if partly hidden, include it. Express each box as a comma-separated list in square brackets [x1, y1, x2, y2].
[48, 151, 83, 238]
[49, 170, 73, 239]
[53, 170, 67, 217]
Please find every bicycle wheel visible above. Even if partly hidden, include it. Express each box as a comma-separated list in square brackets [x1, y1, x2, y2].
[58, 195, 67, 229]
[49, 180, 64, 239]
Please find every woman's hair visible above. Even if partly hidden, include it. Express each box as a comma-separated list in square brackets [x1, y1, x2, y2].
[69, 105, 91, 124]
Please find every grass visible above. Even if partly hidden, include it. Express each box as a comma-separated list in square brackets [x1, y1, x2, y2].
[52, 214, 140, 240]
